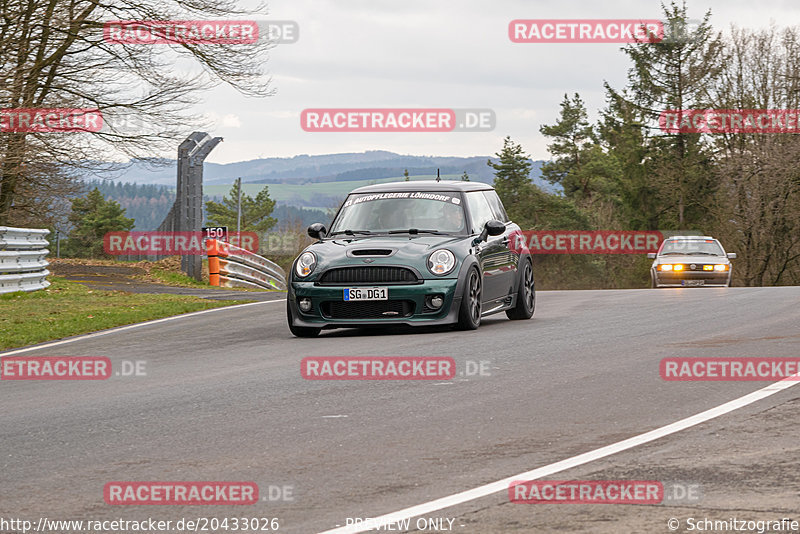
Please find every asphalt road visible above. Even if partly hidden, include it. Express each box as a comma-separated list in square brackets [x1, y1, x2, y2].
[2, 286, 800, 533]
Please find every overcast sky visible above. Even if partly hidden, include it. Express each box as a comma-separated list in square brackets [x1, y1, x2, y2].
[192, 0, 800, 164]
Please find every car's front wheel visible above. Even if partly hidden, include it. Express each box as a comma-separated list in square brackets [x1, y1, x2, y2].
[457, 267, 482, 330]
[506, 260, 535, 320]
[287, 300, 321, 337]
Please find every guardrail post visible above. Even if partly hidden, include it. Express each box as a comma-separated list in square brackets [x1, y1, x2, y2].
[0, 226, 51, 294]
[205, 239, 286, 291]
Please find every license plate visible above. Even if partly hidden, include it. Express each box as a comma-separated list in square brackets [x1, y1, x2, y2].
[343, 287, 388, 301]
[682, 280, 705, 286]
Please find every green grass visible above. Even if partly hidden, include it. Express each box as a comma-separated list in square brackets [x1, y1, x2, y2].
[204, 174, 463, 208]
[0, 277, 253, 351]
[146, 267, 210, 287]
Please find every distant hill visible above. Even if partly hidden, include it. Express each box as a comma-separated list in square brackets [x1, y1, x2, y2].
[83, 150, 555, 193]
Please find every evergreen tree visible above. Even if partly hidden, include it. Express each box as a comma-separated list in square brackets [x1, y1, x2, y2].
[487, 136, 533, 213]
[205, 182, 277, 233]
[606, 1, 723, 228]
[63, 188, 134, 257]
[539, 93, 623, 218]
[539, 93, 595, 189]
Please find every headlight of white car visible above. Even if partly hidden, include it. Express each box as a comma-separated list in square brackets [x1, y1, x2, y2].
[428, 249, 456, 275]
[295, 251, 317, 277]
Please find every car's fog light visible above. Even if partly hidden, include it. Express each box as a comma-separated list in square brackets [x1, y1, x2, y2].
[298, 298, 312, 312]
[430, 295, 444, 309]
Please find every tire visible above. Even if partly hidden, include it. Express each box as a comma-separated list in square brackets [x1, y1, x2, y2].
[287, 300, 321, 337]
[457, 268, 482, 330]
[650, 274, 657, 288]
[506, 260, 535, 320]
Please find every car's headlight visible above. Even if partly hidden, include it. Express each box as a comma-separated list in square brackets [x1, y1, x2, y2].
[714, 264, 728, 271]
[295, 251, 317, 277]
[428, 249, 456, 275]
[659, 264, 673, 271]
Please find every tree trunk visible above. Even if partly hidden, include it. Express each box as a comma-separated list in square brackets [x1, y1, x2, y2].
[0, 133, 28, 225]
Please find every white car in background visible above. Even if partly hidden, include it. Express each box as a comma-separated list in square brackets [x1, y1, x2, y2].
[648, 236, 736, 288]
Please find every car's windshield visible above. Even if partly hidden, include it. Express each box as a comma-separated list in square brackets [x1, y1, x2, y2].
[329, 192, 467, 235]
[660, 239, 724, 256]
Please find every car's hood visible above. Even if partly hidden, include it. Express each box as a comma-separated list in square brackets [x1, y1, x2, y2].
[312, 235, 467, 256]
[298, 234, 470, 279]
[654, 255, 729, 264]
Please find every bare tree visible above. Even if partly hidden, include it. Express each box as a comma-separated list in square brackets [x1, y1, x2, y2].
[709, 25, 800, 286]
[0, 0, 275, 224]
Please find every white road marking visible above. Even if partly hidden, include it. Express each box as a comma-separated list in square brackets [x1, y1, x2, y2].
[1, 299, 286, 356]
[318, 375, 800, 533]
[322, 415, 349, 418]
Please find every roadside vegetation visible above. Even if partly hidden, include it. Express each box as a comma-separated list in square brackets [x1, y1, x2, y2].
[0, 277, 252, 351]
[489, 3, 800, 288]
[2, 3, 797, 291]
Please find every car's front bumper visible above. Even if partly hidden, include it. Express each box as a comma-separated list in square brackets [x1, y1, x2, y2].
[653, 270, 731, 287]
[288, 278, 462, 328]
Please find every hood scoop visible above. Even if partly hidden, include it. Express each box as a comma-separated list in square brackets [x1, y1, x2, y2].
[350, 248, 394, 257]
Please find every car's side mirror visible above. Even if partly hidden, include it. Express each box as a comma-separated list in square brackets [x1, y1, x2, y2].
[307, 223, 326, 239]
[647, 253, 657, 259]
[486, 220, 506, 236]
[727, 252, 737, 259]
[474, 220, 505, 245]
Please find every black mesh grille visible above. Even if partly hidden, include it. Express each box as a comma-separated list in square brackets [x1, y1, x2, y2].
[351, 249, 393, 256]
[318, 266, 418, 285]
[321, 300, 414, 319]
[659, 272, 728, 281]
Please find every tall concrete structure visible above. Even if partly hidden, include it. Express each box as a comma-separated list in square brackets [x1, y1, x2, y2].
[157, 132, 223, 280]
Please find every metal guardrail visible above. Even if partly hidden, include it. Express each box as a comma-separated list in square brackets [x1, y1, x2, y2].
[206, 239, 287, 291]
[0, 226, 51, 294]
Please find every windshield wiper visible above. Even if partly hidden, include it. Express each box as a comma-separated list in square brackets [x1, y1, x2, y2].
[387, 228, 446, 235]
[661, 252, 686, 255]
[685, 251, 717, 255]
[329, 229, 373, 236]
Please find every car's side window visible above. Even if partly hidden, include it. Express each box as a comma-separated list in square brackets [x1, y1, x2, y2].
[464, 191, 497, 234]
[483, 190, 509, 223]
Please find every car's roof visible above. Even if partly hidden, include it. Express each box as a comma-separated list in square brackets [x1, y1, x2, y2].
[349, 180, 494, 194]
[666, 235, 717, 240]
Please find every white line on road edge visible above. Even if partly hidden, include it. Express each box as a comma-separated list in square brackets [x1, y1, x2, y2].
[1, 299, 286, 356]
[319, 376, 799, 533]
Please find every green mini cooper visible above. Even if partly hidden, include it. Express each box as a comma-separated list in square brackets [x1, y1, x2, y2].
[286, 180, 535, 337]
